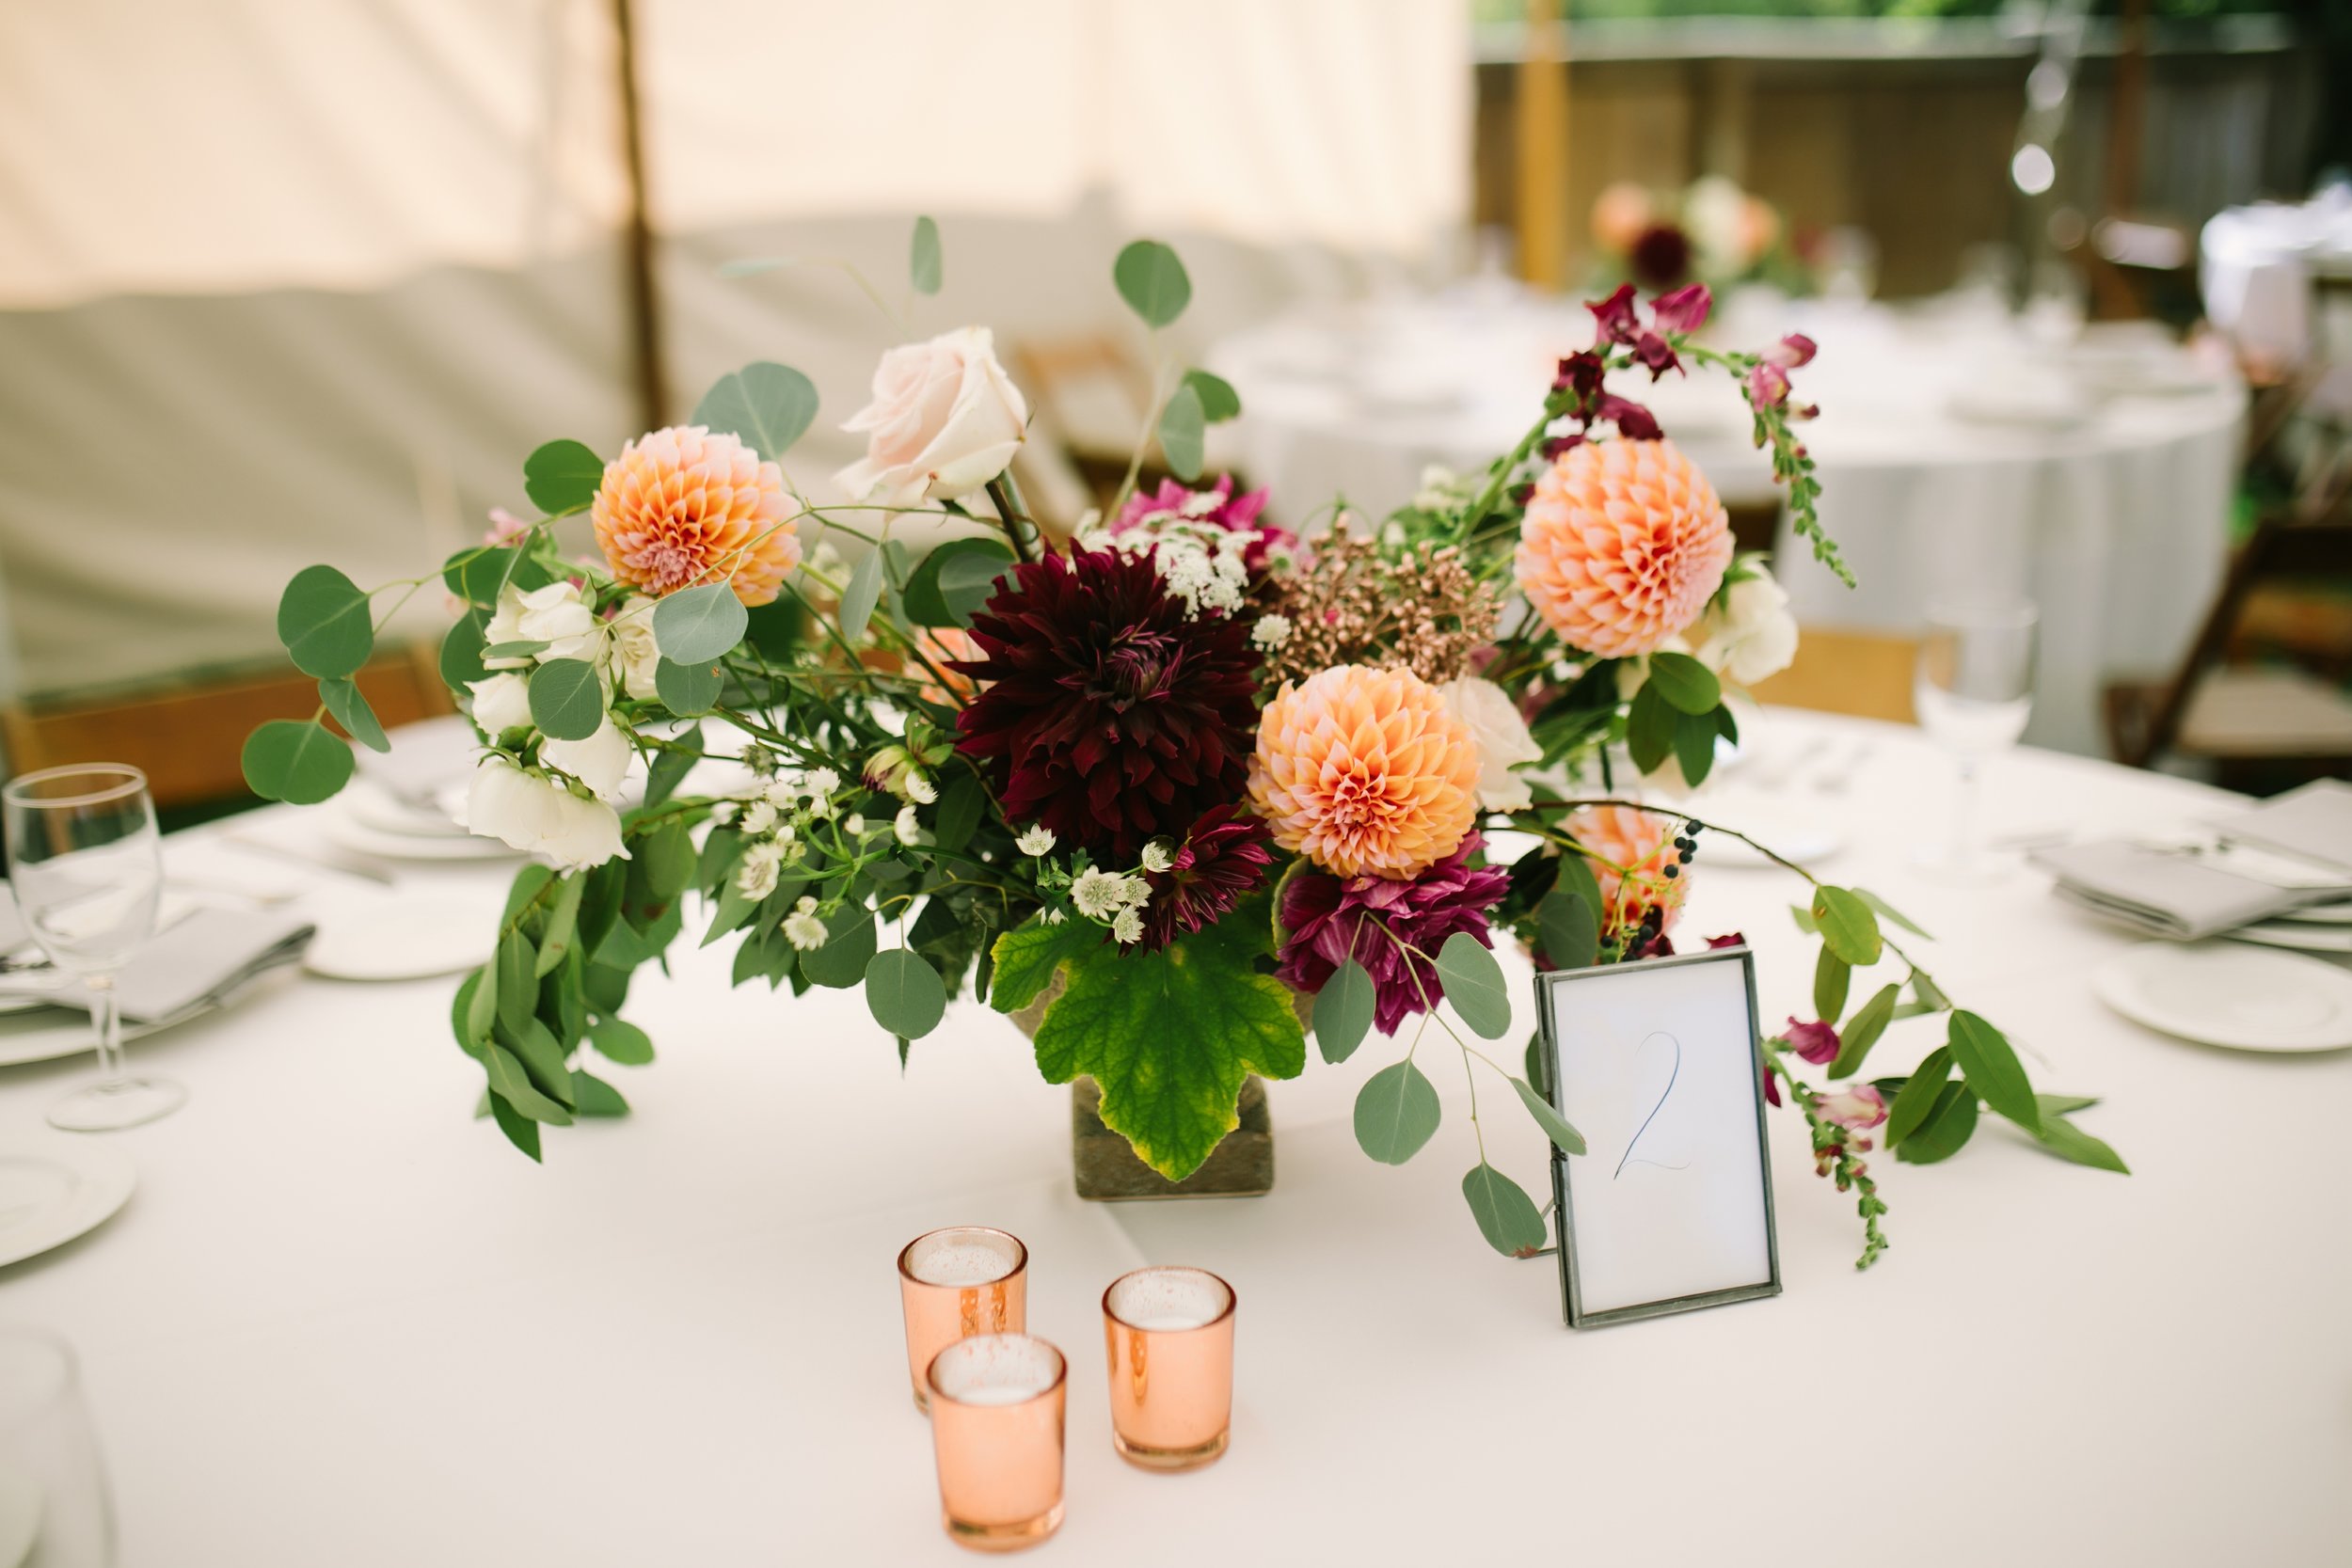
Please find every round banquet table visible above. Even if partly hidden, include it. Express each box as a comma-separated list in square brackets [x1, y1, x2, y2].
[1212, 289, 2247, 758]
[1, 709, 2345, 1566]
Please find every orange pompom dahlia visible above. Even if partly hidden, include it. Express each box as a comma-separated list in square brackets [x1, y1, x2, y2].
[1248, 664, 1480, 880]
[1567, 804, 1687, 938]
[1514, 436, 1731, 657]
[592, 425, 801, 606]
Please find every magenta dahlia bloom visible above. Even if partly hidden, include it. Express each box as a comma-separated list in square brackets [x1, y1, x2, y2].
[1139, 805, 1274, 951]
[1277, 833, 1510, 1036]
[951, 547, 1260, 860]
[1110, 475, 1295, 574]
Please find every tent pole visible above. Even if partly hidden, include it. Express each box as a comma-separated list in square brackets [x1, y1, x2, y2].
[613, 0, 669, 430]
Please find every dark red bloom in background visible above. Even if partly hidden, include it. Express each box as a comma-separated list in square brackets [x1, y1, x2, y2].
[1629, 224, 1692, 289]
[1277, 834, 1511, 1036]
[953, 548, 1260, 861]
[1139, 805, 1274, 950]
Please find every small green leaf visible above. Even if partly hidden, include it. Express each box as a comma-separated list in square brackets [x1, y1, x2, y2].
[1854, 888, 1931, 940]
[902, 537, 1015, 629]
[1158, 382, 1205, 482]
[522, 438, 604, 514]
[655, 657, 723, 717]
[1354, 1060, 1441, 1164]
[1113, 239, 1191, 327]
[1883, 1046, 1953, 1149]
[2029, 1109, 2129, 1174]
[502, 864, 555, 923]
[934, 773, 986, 853]
[527, 658, 607, 740]
[1814, 946, 1851, 1022]
[319, 676, 389, 752]
[1895, 1081, 1979, 1164]
[1672, 708, 1718, 786]
[866, 948, 947, 1039]
[1811, 887, 1884, 966]
[652, 583, 749, 664]
[838, 549, 883, 641]
[495, 930, 536, 1037]
[482, 641, 548, 661]
[1829, 984, 1899, 1079]
[533, 873, 588, 977]
[691, 362, 818, 463]
[799, 908, 879, 989]
[2037, 1092, 2100, 1117]
[1912, 970, 1952, 1013]
[587, 1017, 654, 1065]
[909, 214, 943, 294]
[1462, 1162, 1549, 1257]
[638, 820, 695, 899]
[1181, 368, 1241, 422]
[440, 610, 489, 689]
[572, 1069, 629, 1117]
[1788, 902, 1820, 935]
[1316, 959, 1376, 1064]
[277, 564, 374, 678]
[644, 725, 701, 808]
[1554, 854, 1604, 924]
[1512, 1076, 1586, 1155]
[1626, 683, 1676, 773]
[241, 720, 355, 804]
[487, 1092, 544, 1160]
[461, 960, 498, 1047]
[442, 546, 552, 607]
[1947, 1010, 2039, 1133]
[502, 1015, 574, 1107]
[1435, 931, 1511, 1039]
[1537, 889, 1598, 971]
[1645, 651, 1722, 715]
[485, 1043, 571, 1125]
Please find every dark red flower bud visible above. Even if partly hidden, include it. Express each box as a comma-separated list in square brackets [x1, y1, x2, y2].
[1585, 283, 1641, 345]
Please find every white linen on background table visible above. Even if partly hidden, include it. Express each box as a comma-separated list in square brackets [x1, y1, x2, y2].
[1, 710, 2345, 1566]
[1214, 294, 2246, 756]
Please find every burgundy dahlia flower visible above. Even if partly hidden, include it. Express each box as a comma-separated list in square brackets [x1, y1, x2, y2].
[1277, 833, 1510, 1036]
[1139, 805, 1274, 951]
[1111, 474, 1295, 574]
[951, 547, 1261, 861]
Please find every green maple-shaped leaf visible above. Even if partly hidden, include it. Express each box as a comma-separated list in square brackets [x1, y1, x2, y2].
[1028, 894, 1304, 1181]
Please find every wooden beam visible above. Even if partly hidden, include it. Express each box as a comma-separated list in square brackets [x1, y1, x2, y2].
[1515, 0, 1570, 291]
[612, 0, 670, 430]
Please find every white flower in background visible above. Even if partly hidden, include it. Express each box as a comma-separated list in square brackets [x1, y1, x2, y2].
[737, 839, 784, 900]
[739, 800, 779, 835]
[1139, 842, 1174, 874]
[1017, 825, 1057, 857]
[1686, 173, 1751, 277]
[834, 325, 1030, 506]
[805, 767, 841, 798]
[463, 755, 628, 871]
[1044, 907, 1068, 925]
[894, 804, 922, 846]
[844, 814, 866, 837]
[540, 719, 634, 801]
[784, 896, 828, 951]
[483, 580, 598, 669]
[1692, 568, 1799, 687]
[466, 673, 533, 736]
[1251, 613, 1293, 651]
[904, 770, 938, 805]
[606, 597, 662, 701]
[1071, 866, 1137, 922]
[762, 778, 800, 809]
[1112, 908, 1144, 945]
[1439, 676, 1542, 812]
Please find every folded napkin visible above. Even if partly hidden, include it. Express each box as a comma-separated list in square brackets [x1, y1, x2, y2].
[2035, 839, 2352, 942]
[2208, 779, 2352, 875]
[0, 908, 314, 1024]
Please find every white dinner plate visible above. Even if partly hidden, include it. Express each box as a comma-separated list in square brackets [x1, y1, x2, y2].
[0, 1008, 165, 1069]
[303, 896, 500, 981]
[323, 809, 518, 863]
[2094, 942, 2352, 1052]
[0, 1142, 135, 1269]
[2227, 919, 2352, 954]
[2265, 900, 2352, 926]
[342, 780, 475, 841]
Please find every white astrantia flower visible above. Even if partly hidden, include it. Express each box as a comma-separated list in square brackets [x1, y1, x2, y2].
[783, 895, 828, 951]
[844, 814, 866, 837]
[893, 804, 921, 846]
[1044, 907, 1067, 925]
[804, 767, 841, 797]
[904, 770, 937, 805]
[1112, 907, 1144, 945]
[739, 799, 778, 835]
[762, 778, 800, 809]
[1139, 842, 1174, 874]
[1250, 613, 1293, 651]
[1070, 866, 1136, 922]
[737, 840, 784, 900]
[775, 821, 795, 845]
[1016, 824, 1057, 857]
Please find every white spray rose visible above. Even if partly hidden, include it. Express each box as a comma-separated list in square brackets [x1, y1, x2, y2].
[1439, 675, 1542, 812]
[834, 326, 1029, 506]
[606, 597, 662, 701]
[540, 718, 634, 800]
[463, 755, 628, 871]
[482, 580, 598, 669]
[1693, 569, 1799, 687]
[467, 673, 533, 736]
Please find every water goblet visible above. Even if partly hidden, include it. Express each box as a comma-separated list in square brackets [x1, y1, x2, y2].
[1912, 600, 2038, 883]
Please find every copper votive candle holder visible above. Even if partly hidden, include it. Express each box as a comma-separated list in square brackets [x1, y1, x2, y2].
[1101, 1265, 1236, 1471]
[925, 1333, 1068, 1553]
[898, 1227, 1027, 1413]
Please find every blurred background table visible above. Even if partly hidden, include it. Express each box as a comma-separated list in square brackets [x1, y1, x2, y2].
[1215, 286, 2247, 756]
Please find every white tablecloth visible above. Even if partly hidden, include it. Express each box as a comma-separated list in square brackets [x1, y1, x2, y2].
[1214, 293, 2247, 756]
[2201, 188, 2352, 370]
[2, 711, 2346, 1565]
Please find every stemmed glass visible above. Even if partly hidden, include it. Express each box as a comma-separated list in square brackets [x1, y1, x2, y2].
[0, 1328, 116, 1567]
[2, 764, 182, 1131]
[1913, 600, 2039, 882]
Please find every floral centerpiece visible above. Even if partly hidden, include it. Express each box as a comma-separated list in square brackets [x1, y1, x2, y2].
[1591, 175, 1807, 297]
[243, 225, 2125, 1268]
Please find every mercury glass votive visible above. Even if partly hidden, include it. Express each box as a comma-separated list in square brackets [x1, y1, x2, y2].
[926, 1334, 1068, 1553]
[1101, 1265, 1236, 1471]
[898, 1227, 1027, 1412]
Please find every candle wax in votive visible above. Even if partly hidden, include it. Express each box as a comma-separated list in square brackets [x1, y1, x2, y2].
[911, 1245, 1015, 1287]
[949, 1384, 1049, 1406]
[1129, 1316, 1210, 1332]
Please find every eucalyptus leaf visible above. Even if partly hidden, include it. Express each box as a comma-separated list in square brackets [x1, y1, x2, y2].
[903, 538, 1014, 629]
[440, 610, 489, 690]
[839, 548, 884, 641]
[652, 584, 749, 664]
[319, 676, 389, 752]
[866, 948, 947, 1039]
[527, 658, 607, 741]
[691, 362, 818, 462]
[639, 819, 695, 899]
[1316, 958, 1377, 1064]
[241, 720, 355, 804]
[644, 724, 701, 808]
[1947, 1010, 2039, 1133]
[1181, 368, 1242, 422]
[799, 908, 879, 989]
[1645, 651, 1722, 715]
[1158, 382, 1205, 482]
[655, 657, 723, 717]
[909, 214, 943, 294]
[934, 773, 986, 853]
[1435, 932, 1511, 1039]
[1113, 239, 1191, 327]
[1354, 1059, 1441, 1164]
[1462, 1162, 1549, 1256]
[277, 564, 374, 678]
[1511, 1076, 1586, 1155]
[522, 438, 604, 514]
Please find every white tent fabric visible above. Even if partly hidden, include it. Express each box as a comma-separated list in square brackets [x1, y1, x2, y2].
[0, 0, 1470, 697]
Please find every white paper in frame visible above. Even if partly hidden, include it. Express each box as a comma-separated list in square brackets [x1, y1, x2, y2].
[1535, 943, 1781, 1329]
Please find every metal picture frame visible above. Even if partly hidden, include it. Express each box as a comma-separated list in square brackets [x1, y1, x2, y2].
[1534, 943, 1781, 1329]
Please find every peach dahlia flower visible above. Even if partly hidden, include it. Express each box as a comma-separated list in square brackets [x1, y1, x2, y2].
[1248, 663, 1480, 880]
[592, 425, 801, 606]
[1515, 437, 1732, 658]
[1566, 804, 1686, 937]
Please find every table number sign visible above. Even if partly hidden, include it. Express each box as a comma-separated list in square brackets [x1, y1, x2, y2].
[1535, 944, 1780, 1328]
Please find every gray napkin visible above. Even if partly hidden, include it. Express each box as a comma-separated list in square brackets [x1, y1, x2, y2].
[0, 908, 314, 1024]
[2034, 840, 2344, 941]
[2207, 780, 2352, 876]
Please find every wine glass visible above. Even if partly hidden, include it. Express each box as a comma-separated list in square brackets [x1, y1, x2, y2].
[1913, 599, 2038, 883]
[0, 1328, 116, 1567]
[2, 764, 182, 1132]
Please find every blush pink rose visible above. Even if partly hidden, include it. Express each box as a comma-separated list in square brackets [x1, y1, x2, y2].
[834, 326, 1029, 507]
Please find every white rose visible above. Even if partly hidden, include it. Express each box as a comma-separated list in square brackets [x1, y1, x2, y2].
[606, 597, 661, 701]
[540, 718, 634, 800]
[467, 673, 533, 736]
[463, 755, 628, 871]
[483, 580, 598, 669]
[834, 326, 1029, 507]
[1694, 571, 1799, 688]
[1440, 676, 1542, 813]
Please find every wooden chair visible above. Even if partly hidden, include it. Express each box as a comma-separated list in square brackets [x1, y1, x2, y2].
[1, 645, 454, 812]
[1749, 626, 1920, 724]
